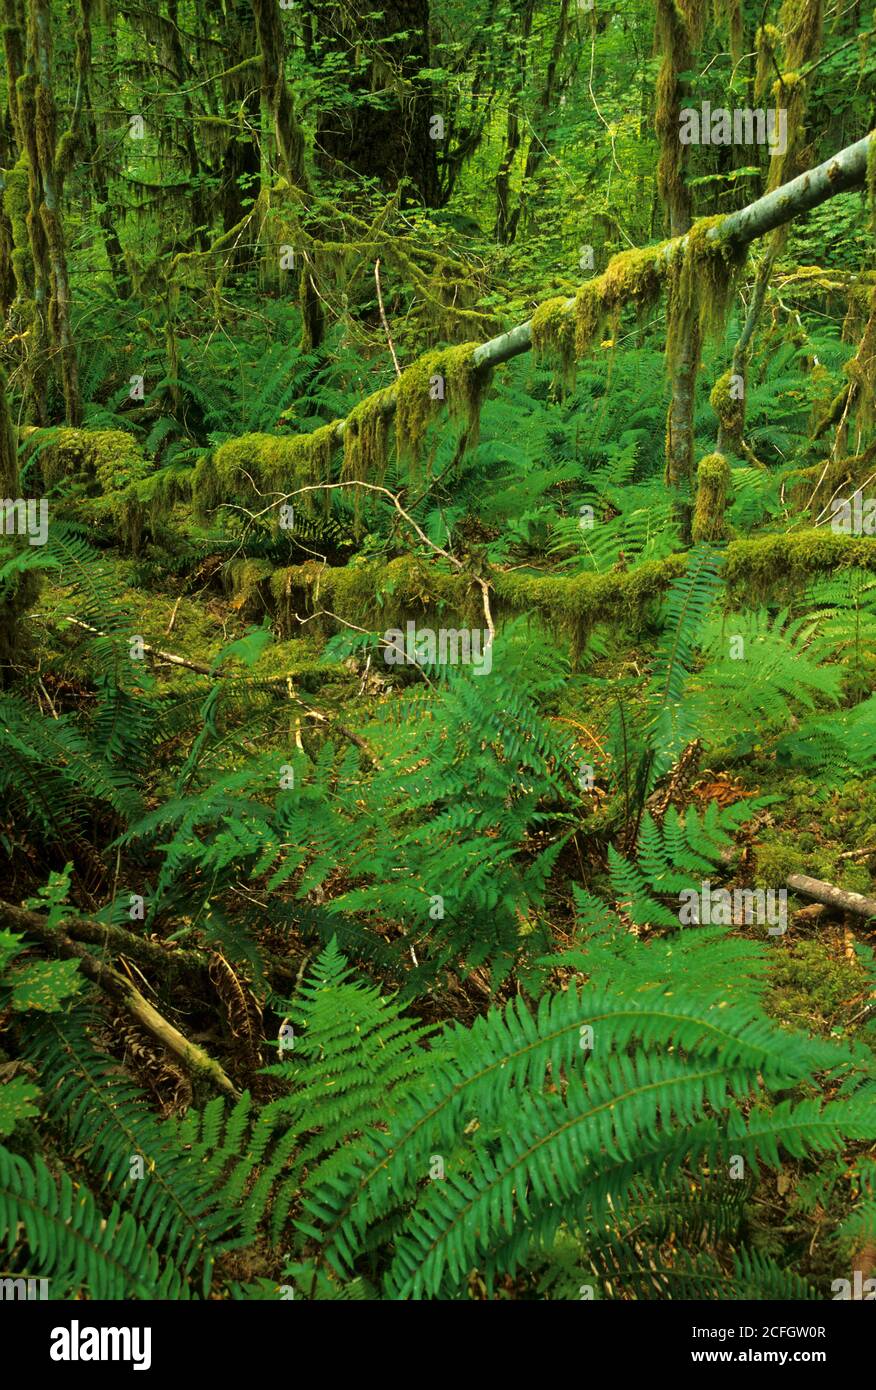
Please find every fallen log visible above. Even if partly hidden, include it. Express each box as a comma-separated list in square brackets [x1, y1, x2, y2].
[324, 131, 876, 432]
[786, 874, 876, 921]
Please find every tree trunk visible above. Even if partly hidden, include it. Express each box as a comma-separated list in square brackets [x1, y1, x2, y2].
[220, 0, 261, 257]
[313, 0, 440, 206]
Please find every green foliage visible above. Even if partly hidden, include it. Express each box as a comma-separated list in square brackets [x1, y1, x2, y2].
[1, 0, 875, 1310]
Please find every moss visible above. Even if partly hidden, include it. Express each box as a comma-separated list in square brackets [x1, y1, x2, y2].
[22, 427, 149, 551]
[0, 362, 17, 495]
[778, 0, 823, 71]
[576, 245, 667, 358]
[665, 217, 746, 380]
[394, 343, 491, 475]
[530, 296, 576, 381]
[753, 841, 799, 890]
[754, 23, 781, 100]
[768, 939, 868, 1034]
[715, 0, 744, 64]
[791, 442, 876, 517]
[342, 388, 394, 483]
[724, 530, 876, 603]
[223, 558, 276, 619]
[196, 423, 339, 524]
[654, 0, 694, 230]
[493, 554, 687, 660]
[844, 285, 876, 436]
[710, 370, 744, 437]
[27, 427, 145, 492]
[54, 127, 77, 177]
[692, 452, 733, 542]
[531, 246, 668, 385]
[268, 554, 478, 638]
[2, 156, 33, 303]
[0, 362, 37, 676]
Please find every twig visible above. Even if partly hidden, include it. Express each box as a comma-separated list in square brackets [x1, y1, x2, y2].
[1, 900, 239, 1098]
[66, 616, 213, 674]
[165, 596, 182, 635]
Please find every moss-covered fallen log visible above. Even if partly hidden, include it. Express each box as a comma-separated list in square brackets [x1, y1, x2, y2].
[19, 130, 874, 526]
[235, 532, 876, 653]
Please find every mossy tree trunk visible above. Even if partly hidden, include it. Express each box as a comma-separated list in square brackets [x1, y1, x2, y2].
[75, 0, 131, 300]
[0, 363, 38, 682]
[494, 0, 535, 245]
[27, 0, 81, 423]
[655, 0, 700, 526]
[250, 0, 325, 352]
[313, 0, 441, 207]
[715, 0, 823, 456]
[220, 0, 261, 257]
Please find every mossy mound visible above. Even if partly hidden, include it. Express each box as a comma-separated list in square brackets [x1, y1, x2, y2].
[23, 427, 150, 551]
[28, 427, 147, 493]
[692, 452, 733, 542]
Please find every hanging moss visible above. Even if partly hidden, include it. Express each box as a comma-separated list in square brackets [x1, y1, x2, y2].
[580, 245, 667, 355]
[530, 296, 576, 384]
[268, 554, 478, 638]
[530, 246, 668, 385]
[665, 217, 746, 379]
[496, 556, 688, 661]
[779, 0, 823, 71]
[341, 388, 394, 484]
[195, 423, 339, 525]
[692, 453, 733, 542]
[226, 531, 876, 660]
[394, 343, 491, 475]
[223, 557, 276, 620]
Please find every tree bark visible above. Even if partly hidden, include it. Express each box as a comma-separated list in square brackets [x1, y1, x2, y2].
[313, 0, 440, 206]
[786, 874, 876, 920]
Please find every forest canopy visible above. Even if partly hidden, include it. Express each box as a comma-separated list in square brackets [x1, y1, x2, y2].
[1, 0, 876, 1315]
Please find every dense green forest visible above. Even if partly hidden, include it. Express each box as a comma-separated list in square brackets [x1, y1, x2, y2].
[0, 0, 875, 1307]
